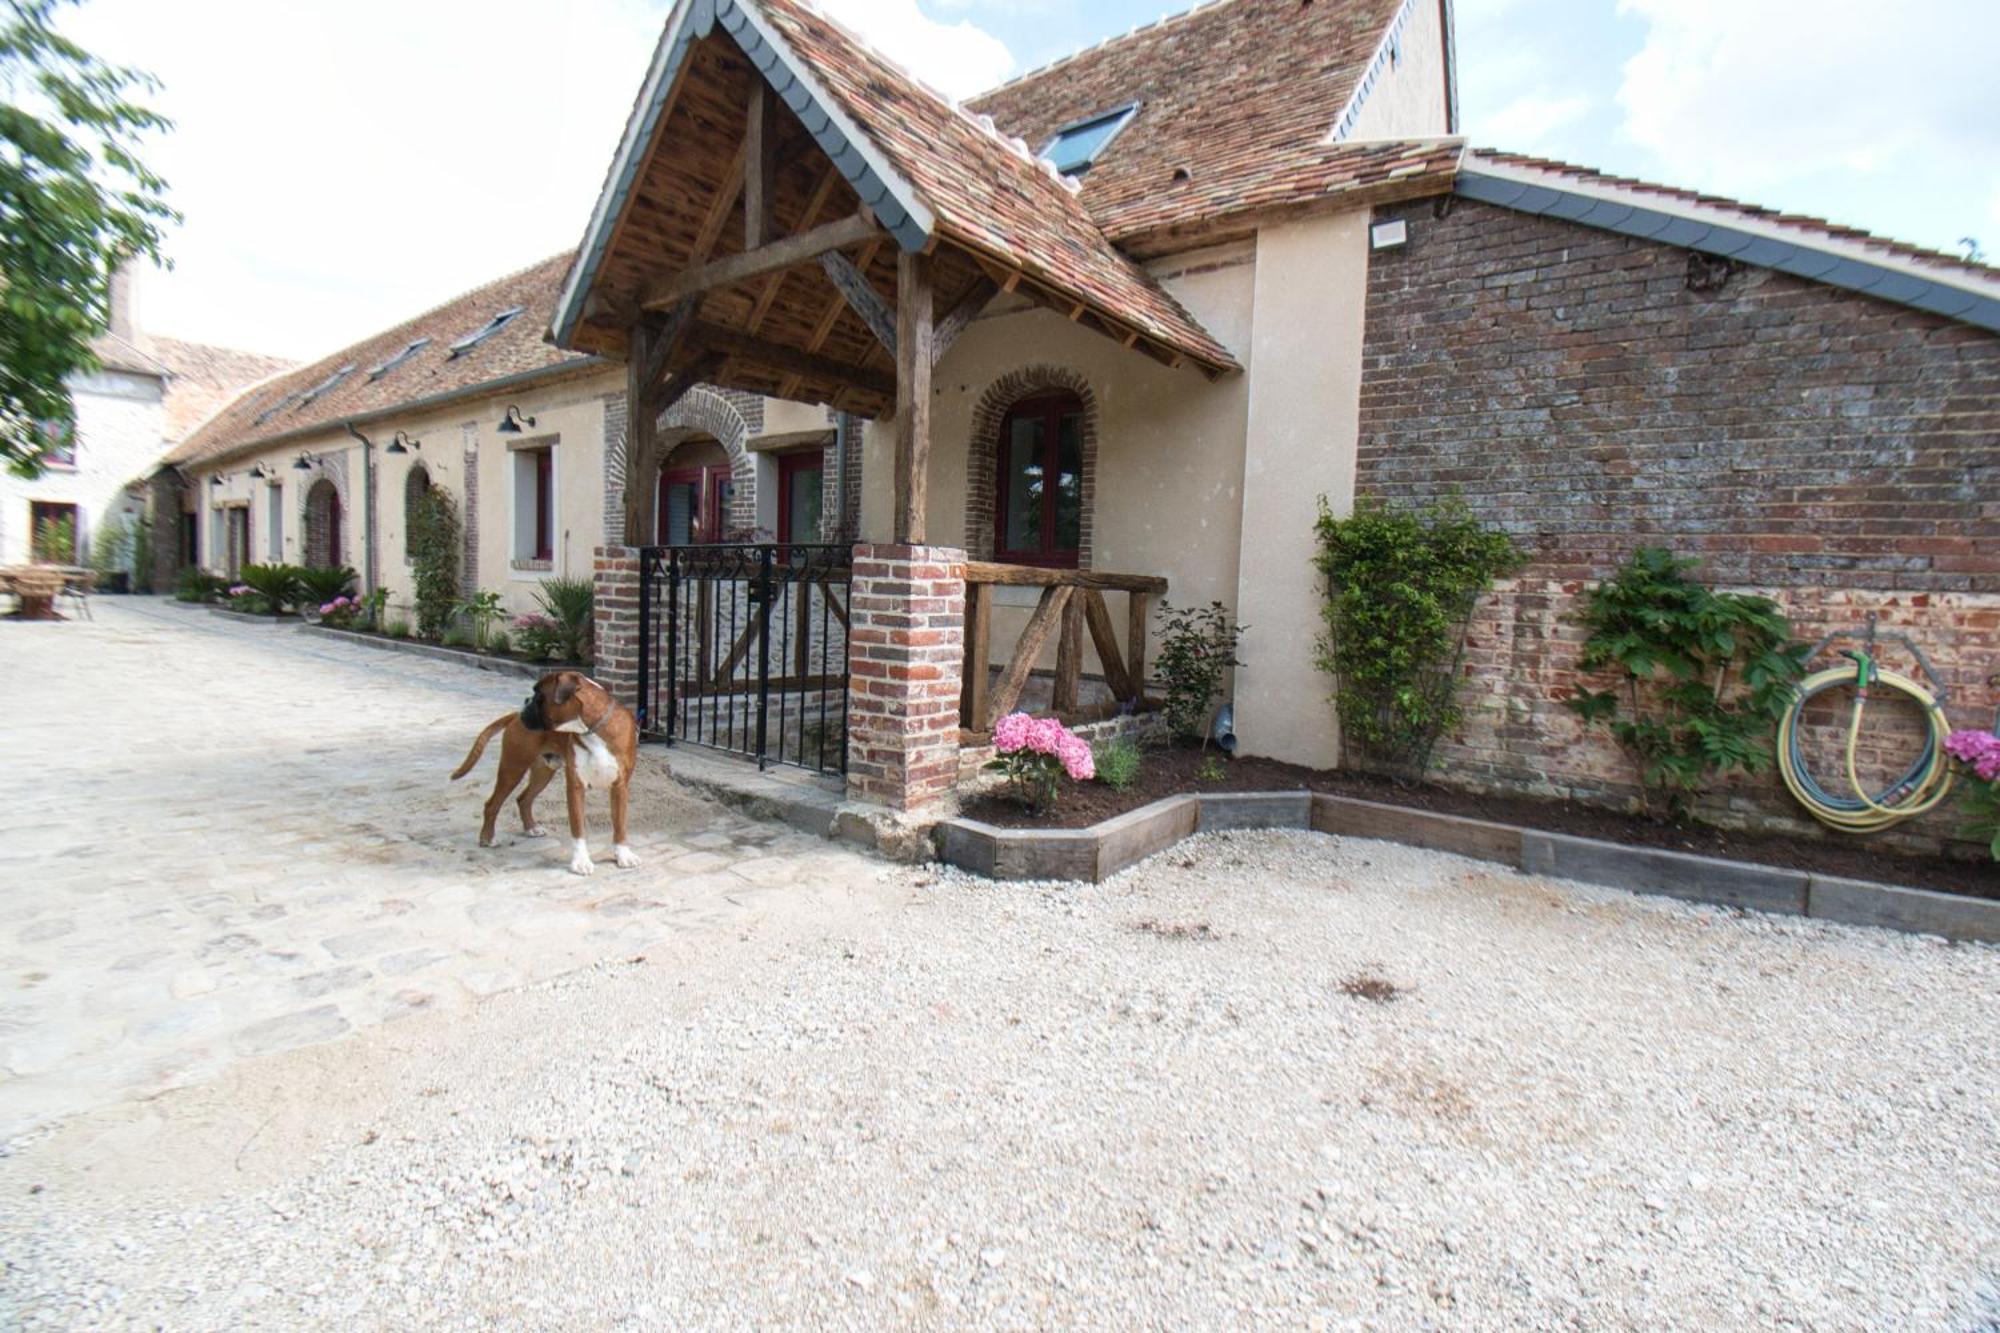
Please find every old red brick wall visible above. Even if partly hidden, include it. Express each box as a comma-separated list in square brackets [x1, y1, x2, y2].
[1357, 197, 2000, 851]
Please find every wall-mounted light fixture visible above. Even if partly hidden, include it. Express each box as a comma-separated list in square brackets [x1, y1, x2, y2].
[496, 405, 537, 435]
[1370, 218, 1409, 250]
[386, 431, 420, 455]
[209, 473, 224, 487]
[293, 451, 316, 471]
[250, 463, 275, 481]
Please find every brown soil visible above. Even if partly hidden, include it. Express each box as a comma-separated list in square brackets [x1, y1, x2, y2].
[961, 742, 1999, 900]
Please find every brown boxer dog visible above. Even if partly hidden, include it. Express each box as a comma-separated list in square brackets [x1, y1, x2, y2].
[450, 670, 640, 875]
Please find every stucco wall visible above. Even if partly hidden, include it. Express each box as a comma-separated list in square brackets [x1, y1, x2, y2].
[1340, 0, 1452, 142]
[1232, 210, 1373, 768]
[859, 240, 1256, 692]
[0, 368, 163, 565]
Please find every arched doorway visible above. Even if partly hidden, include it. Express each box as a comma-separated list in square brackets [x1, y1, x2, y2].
[656, 436, 733, 545]
[305, 478, 343, 567]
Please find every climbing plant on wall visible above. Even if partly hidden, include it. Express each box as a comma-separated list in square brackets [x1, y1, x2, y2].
[406, 484, 461, 641]
[1313, 496, 1523, 778]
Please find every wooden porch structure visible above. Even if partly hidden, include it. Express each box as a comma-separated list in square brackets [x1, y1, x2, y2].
[553, 0, 1236, 805]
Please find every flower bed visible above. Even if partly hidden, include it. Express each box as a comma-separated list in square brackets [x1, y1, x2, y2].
[956, 740, 1998, 900]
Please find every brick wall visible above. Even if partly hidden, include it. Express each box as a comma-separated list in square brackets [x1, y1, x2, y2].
[846, 544, 966, 811]
[593, 545, 642, 721]
[1357, 196, 2000, 848]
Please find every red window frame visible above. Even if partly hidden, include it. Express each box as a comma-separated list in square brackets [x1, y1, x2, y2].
[994, 392, 1083, 568]
[777, 451, 824, 546]
[532, 447, 553, 561]
[656, 463, 740, 544]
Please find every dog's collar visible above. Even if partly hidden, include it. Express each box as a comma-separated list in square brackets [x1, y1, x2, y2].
[555, 695, 613, 737]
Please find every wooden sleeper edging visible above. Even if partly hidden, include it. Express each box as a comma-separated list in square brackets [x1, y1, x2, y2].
[932, 792, 1998, 945]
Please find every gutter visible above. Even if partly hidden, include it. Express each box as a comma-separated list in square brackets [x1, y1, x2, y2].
[343, 423, 379, 595]
[187, 356, 608, 475]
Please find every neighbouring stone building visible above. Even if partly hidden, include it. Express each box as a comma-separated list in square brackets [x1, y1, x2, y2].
[0, 265, 290, 574]
[174, 0, 1997, 852]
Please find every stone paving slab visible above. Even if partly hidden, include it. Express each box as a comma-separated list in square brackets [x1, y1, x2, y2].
[0, 599, 889, 1137]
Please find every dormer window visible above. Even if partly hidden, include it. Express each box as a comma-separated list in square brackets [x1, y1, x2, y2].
[447, 307, 525, 358]
[1040, 102, 1139, 177]
[295, 365, 356, 408]
[367, 337, 431, 380]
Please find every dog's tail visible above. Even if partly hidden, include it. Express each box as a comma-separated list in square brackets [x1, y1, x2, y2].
[450, 714, 516, 780]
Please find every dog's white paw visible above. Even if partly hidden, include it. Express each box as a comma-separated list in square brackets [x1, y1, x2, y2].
[569, 840, 596, 877]
[522, 824, 548, 839]
[614, 844, 640, 869]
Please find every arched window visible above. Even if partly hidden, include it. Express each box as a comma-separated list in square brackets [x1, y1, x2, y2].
[304, 479, 342, 568]
[994, 391, 1084, 567]
[404, 461, 432, 540]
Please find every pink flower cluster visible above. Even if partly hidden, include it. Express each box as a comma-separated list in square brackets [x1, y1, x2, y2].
[1945, 729, 2000, 783]
[993, 711, 1094, 781]
[227, 584, 251, 597]
[319, 595, 353, 616]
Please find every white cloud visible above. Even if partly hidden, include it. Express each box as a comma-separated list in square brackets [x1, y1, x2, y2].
[817, 0, 1015, 98]
[1616, 0, 1998, 199]
[56, 0, 1015, 361]
[1478, 92, 1591, 149]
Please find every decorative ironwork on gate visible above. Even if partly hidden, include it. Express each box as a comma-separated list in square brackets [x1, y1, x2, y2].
[638, 543, 853, 774]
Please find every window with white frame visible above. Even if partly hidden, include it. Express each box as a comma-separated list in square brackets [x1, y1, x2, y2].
[266, 484, 284, 561]
[511, 442, 555, 564]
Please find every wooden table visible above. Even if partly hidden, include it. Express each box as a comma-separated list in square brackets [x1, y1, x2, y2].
[0, 565, 82, 620]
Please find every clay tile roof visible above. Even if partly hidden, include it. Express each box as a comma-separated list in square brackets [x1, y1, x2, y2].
[968, 0, 1407, 248]
[1465, 149, 2000, 286]
[172, 252, 597, 467]
[754, 0, 1240, 371]
[149, 338, 296, 445]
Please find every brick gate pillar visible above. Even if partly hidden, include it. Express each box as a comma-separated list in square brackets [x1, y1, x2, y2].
[846, 543, 965, 812]
[593, 545, 642, 718]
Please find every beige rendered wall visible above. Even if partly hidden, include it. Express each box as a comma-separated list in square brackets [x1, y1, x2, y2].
[1342, 0, 1452, 141]
[1231, 209, 1372, 769]
[859, 241, 1256, 685]
[196, 432, 363, 576]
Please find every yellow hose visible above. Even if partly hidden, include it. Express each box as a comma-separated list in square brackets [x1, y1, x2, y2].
[1777, 661, 1955, 833]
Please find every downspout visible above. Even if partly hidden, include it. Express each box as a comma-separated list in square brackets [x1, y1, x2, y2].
[343, 423, 378, 595]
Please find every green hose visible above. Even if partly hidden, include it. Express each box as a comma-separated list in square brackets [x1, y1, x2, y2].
[1777, 651, 1955, 833]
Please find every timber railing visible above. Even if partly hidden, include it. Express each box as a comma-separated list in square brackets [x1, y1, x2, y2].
[960, 561, 1166, 734]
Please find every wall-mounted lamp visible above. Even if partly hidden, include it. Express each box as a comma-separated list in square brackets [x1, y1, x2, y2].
[496, 405, 536, 435]
[386, 431, 421, 455]
[209, 473, 224, 487]
[250, 463, 275, 481]
[292, 451, 316, 472]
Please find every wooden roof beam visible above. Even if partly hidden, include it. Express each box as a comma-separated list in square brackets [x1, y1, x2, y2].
[685, 320, 896, 397]
[641, 211, 879, 311]
[933, 276, 998, 365]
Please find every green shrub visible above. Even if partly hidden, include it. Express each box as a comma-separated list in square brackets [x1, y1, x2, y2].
[1196, 754, 1227, 783]
[237, 562, 305, 613]
[89, 513, 137, 582]
[486, 629, 512, 656]
[1093, 736, 1143, 790]
[450, 589, 505, 650]
[31, 513, 74, 564]
[1312, 496, 1523, 777]
[511, 613, 568, 661]
[383, 617, 412, 639]
[129, 515, 152, 592]
[442, 625, 475, 649]
[355, 587, 389, 630]
[297, 564, 357, 605]
[1155, 601, 1244, 743]
[535, 577, 594, 664]
[176, 567, 228, 603]
[1567, 548, 1807, 820]
[406, 485, 461, 640]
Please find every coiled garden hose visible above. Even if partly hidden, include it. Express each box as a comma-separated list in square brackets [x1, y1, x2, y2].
[1777, 650, 1955, 833]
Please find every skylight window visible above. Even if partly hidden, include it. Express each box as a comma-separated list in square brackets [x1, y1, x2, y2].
[254, 389, 307, 426]
[295, 365, 356, 408]
[1040, 102, 1139, 177]
[447, 307, 525, 358]
[367, 337, 431, 381]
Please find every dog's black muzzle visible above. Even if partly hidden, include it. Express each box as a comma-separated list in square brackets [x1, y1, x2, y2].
[519, 692, 546, 732]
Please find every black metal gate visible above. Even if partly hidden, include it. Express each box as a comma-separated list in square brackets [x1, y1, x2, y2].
[638, 543, 853, 774]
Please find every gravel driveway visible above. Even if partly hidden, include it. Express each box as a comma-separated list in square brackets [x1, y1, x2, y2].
[4, 824, 1994, 1329]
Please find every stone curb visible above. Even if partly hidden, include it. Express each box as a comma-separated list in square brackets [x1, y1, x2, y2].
[207, 607, 302, 626]
[298, 624, 574, 681]
[933, 791, 1999, 945]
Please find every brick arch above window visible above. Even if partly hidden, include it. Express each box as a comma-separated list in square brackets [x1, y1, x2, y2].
[965, 365, 1097, 566]
[660, 387, 755, 537]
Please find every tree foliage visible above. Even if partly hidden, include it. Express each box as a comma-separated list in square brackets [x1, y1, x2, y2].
[1567, 548, 1808, 820]
[2, 0, 177, 476]
[1313, 496, 1522, 777]
[1154, 600, 1244, 743]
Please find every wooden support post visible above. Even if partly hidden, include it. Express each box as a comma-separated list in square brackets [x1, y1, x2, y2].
[625, 319, 660, 546]
[988, 585, 1070, 721]
[960, 580, 992, 730]
[1052, 592, 1084, 714]
[745, 82, 776, 250]
[1127, 590, 1150, 701]
[894, 249, 933, 545]
[933, 277, 997, 366]
[1081, 588, 1135, 700]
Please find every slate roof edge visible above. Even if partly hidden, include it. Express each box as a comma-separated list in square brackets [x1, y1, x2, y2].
[1457, 155, 2000, 334]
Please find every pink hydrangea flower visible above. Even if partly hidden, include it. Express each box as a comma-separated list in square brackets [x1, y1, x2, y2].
[1945, 729, 2000, 783]
[992, 711, 1095, 781]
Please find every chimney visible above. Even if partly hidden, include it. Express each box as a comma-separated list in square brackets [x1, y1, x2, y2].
[108, 260, 140, 344]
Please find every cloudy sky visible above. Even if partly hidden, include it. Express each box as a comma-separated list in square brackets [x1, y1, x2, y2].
[58, 0, 1999, 363]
